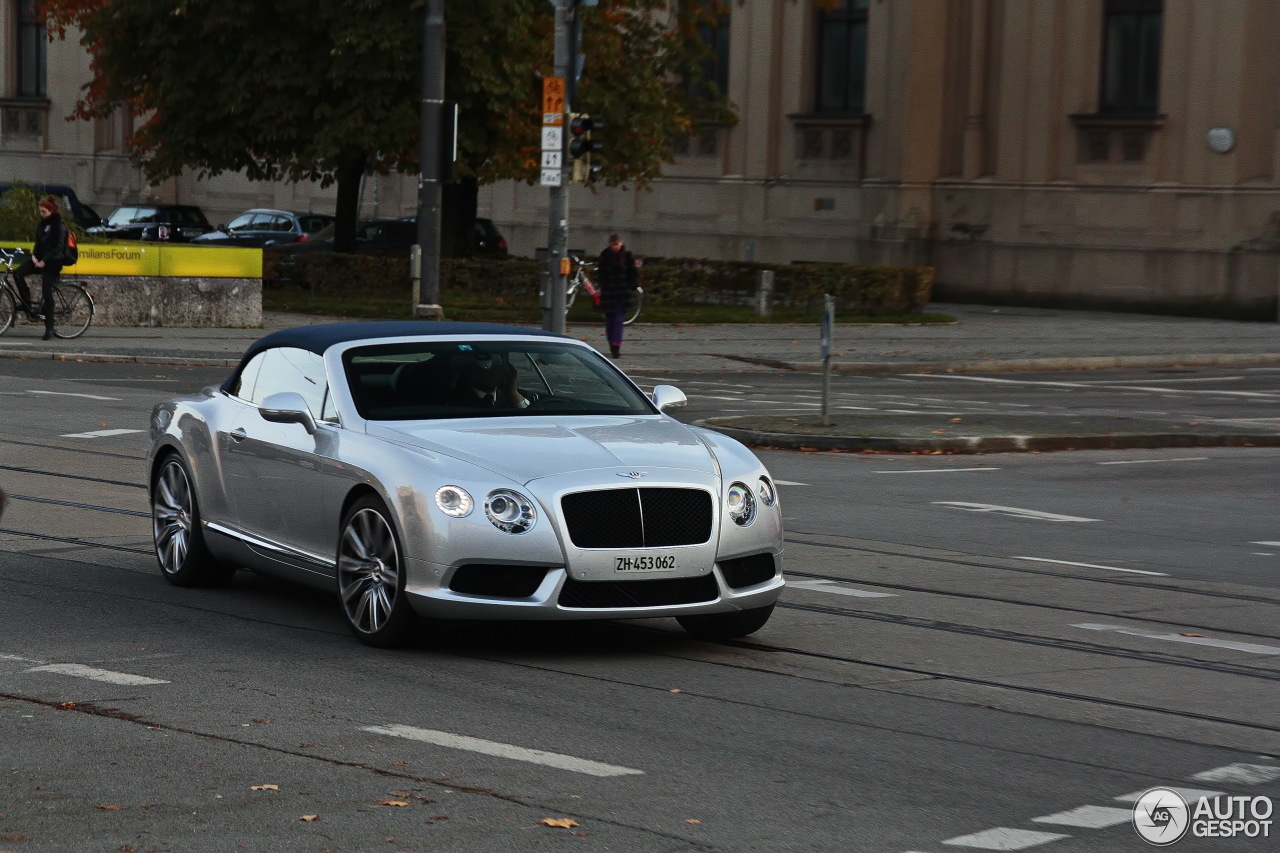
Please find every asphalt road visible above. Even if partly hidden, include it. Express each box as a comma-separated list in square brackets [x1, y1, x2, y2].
[1, 360, 1277, 852]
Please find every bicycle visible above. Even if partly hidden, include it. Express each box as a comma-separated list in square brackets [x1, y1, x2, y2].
[566, 251, 642, 325]
[0, 247, 94, 339]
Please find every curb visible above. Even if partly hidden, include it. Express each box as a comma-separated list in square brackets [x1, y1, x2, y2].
[728, 352, 1280, 375]
[696, 420, 1280, 454]
[0, 347, 240, 368]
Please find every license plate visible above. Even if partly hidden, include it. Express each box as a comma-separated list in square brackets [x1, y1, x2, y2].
[614, 554, 678, 572]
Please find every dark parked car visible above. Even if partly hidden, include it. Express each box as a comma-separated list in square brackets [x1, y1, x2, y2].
[269, 217, 507, 273]
[89, 204, 213, 242]
[0, 183, 102, 229]
[472, 217, 508, 256]
[193, 209, 334, 248]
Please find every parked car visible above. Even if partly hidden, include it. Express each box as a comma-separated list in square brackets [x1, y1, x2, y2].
[472, 217, 509, 256]
[147, 322, 784, 647]
[88, 204, 213, 242]
[193, 209, 334, 248]
[0, 182, 102, 229]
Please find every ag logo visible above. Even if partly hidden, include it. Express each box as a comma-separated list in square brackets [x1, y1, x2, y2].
[1133, 788, 1190, 845]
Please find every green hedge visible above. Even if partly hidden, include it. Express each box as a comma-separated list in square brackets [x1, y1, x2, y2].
[272, 252, 933, 315]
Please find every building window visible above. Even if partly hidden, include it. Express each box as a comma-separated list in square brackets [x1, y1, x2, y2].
[17, 0, 48, 98]
[1100, 0, 1162, 114]
[816, 0, 869, 115]
[690, 2, 730, 102]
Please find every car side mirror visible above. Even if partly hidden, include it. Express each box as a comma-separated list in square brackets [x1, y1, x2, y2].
[259, 391, 318, 434]
[651, 385, 687, 412]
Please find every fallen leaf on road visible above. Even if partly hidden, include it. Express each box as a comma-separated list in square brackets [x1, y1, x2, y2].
[684, 819, 701, 824]
[59, 702, 76, 709]
[668, 689, 682, 694]
[931, 430, 946, 435]
[3, 834, 35, 841]
[1180, 632, 1205, 637]
[376, 800, 410, 807]
[95, 804, 126, 810]
[251, 719, 271, 724]
[389, 761, 408, 766]
[299, 815, 318, 822]
[541, 818, 579, 828]
[249, 785, 279, 791]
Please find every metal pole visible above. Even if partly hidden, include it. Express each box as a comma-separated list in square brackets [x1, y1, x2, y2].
[413, 0, 445, 319]
[543, 0, 572, 334]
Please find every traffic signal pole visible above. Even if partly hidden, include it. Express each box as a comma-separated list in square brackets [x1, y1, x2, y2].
[542, 0, 572, 334]
[413, 0, 445, 319]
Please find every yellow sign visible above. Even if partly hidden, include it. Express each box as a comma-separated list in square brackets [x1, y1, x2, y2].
[542, 77, 565, 126]
[0, 240, 261, 278]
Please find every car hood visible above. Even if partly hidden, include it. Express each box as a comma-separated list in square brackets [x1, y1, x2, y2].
[372, 416, 717, 484]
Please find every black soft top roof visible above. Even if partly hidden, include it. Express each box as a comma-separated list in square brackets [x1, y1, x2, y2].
[222, 321, 572, 392]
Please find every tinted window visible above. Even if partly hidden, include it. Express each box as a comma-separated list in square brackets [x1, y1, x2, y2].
[226, 214, 258, 232]
[343, 341, 653, 421]
[299, 216, 333, 234]
[107, 207, 139, 226]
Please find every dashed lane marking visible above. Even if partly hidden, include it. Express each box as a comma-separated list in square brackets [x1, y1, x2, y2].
[1030, 805, 1132, 829]
[25, 663, 169, 685]
[1074, 624, 1280, 655]
[935, 503, 1098, 522]
[27, 390, 122, 401]
[361, 724, 645, 777]
[774, 480, 807, 486]
[1115, 787, 1224, 804]
[876, 467, 1000, 474]
[786, 579, 897, 598]
[1012, 556, 1167, 576]
[1190, 763, 1280, 785]
[940, 827, 1069, 849]
[59, 428, 144, 439]
[1252, 541, 1280, 547]
[1096, 457, 1209, 465]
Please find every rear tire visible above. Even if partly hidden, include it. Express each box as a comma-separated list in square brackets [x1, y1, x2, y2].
[152, 454, 236, 587]
[337, 495, 417, 648]
[50, 282, 93, 339]
[677, 604, 774, 640]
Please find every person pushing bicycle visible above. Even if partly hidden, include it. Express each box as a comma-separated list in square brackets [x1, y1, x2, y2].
[13, 195, 66, 340]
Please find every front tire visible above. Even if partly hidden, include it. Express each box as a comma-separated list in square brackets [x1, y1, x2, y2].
[152, 454, 235, 587]
[337, 496, 416, 648]
[677, 604, 774, 640]
[51, 283, 93, 339]
[0, 287, 14, 335]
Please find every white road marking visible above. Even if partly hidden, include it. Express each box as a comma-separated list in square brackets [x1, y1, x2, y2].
[876, 467, 1000, 474]
[1077, 376, 1245, 384]
[700, 395, 747, 401]
[28, 390, 122, 401]
[1074, 624, 1280, 655]
[837, 405, 881, 410]
[935, 503, 1098, 522]
[1096, 457, 1209, 465]
[911, 373, 1280, 398]
[1012, 556, 1167, 576]
[787, 579, 897, 598]
[941, 827, 1069, 849]
[1190, 763, 1280, 785]
[1115, 787, 1223, 804]
[361, 724, 644, 777]
[1031, 805, 1132, 829]
[59, 428, 143, 438]
[774, 480, 807, 486]
[25, 663, 169, 685]
[1251, 541, 1280, 546]
[0, 653, 42, 664]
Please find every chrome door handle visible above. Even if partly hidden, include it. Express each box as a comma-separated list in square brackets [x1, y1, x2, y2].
[229, 428, 247, 443]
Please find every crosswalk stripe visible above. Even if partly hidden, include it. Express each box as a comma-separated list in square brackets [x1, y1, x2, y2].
[26, 663, 168, 685]
[786, 579, 897, 598]
[1031, 805, 1131, 829]
[1190, 763, 1280, 785]
[941, 827, 1069, 849]
[60, 428, 143, 439]
[361, 724, 644, 777]
[1115, 787, 1223, 804]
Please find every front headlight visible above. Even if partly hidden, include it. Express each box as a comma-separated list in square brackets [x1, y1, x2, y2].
[485, 489, 536, 534]
[726, 482, 756, 527]
[757, 476, 777, 507]
[435, 485, 474, 518]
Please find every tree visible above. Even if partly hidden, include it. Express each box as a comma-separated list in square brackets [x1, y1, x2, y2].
[42, 0, 732, 254]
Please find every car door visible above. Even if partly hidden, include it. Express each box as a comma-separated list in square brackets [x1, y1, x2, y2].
[222, 346, 339, 577]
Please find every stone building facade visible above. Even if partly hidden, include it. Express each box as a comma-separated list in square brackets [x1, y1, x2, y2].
[6, 1, 1280, 318]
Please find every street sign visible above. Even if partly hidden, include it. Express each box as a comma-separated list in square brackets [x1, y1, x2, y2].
[541, 126, 563, 151]
[542, 77, 565, 124]
[541, 151, 562, 169]
[540, 168, 563, 187]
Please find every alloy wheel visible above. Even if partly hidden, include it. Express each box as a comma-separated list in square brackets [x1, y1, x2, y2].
[338, 507, 402, 636]
[153, 459, 193, 575]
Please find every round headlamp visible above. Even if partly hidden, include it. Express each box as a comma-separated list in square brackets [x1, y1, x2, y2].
[726, 482, 756, 527]
[757, 476, 777, 507]
[434, 485, 474, 518]
[485, 489, 536, 534]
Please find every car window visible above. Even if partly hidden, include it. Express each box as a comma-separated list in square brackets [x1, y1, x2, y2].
[299, 216, 332, 234]
[246, 347, 329, 416]
[131, 207, 162, 223]
[107, 207, 138, 226]
[266, 215, 293, 233]
[343, 341, 652, 421]
[173, 208, 208, 226]
[227, 213, 258, 232]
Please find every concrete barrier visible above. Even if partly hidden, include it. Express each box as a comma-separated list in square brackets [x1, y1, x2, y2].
[1, 240, 262, 328]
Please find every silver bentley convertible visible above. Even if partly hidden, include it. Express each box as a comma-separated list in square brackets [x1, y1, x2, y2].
[147, 322, 784, 646]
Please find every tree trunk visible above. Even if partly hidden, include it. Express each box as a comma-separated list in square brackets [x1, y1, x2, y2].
[333, 151, 366, 254]
[442, 175, 478, 258]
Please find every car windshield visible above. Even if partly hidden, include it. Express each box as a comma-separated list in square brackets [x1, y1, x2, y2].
[342, 340, 654, 421]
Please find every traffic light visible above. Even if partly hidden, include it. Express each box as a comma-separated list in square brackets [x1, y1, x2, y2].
[568, 114, 604, 159]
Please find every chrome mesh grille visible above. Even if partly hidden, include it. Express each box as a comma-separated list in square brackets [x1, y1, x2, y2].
[561, 488, 713, 549]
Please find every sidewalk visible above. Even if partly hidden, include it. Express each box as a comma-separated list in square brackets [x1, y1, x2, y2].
[3, 303, 1279, 452]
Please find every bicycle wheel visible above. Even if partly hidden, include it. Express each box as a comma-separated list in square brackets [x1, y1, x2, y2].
[565, 275, 579, 310]
[50, 282, 94, 339]
[0, 286, 14, 335]
[623, 286, 643, 326]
